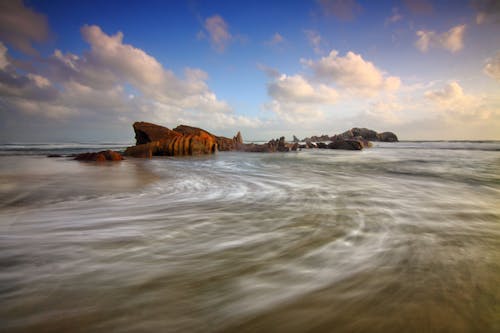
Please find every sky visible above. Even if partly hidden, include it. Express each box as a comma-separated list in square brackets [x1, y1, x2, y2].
[0, 0, 499, 142]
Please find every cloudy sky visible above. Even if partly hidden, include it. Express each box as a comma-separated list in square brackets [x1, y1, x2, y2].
[0, 0, 499, 142]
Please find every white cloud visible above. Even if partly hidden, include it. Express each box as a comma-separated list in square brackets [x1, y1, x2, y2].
[302, 50, 401, 96]
[415, 24, 466, 53]
[484, 51, 500, 81]
[203, 15, 232, 52]
[0, 25, 263, 134]
[0, 0, 50, 55]
[365, 100, 404, 124]
[425, 81, 492, 119]
[268, 74, 338, 104]
[263, 72, 339, 125]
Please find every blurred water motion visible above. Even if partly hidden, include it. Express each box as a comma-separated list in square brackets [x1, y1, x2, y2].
[0, 142, 499, 332]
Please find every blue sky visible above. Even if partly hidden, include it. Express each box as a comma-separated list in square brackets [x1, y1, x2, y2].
[0, 0, 499, 141]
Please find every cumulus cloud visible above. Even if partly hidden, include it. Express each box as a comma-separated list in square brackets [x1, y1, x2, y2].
[0, 0, 50, 55]
[203, 15, 232, 52]
[473, 0, 500, 24]
[415, 25, 466, 53]
[425, 81, 492, 119]
[317, 0, 362, 21]
[262, 70, 339, 124]
[268, 74, 338, 105]
[0, 25, 263, 137]
[302, 50, 401, 96]
[484, 51, 500, 81]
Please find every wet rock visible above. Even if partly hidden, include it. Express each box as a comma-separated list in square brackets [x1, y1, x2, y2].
[47, 154, 63, 158]
[216, 131, 244, 151]
[316, 142, 328, 149]
[74, 150, 124, 161]
[125, 123, 217, 157]
[328, 139, 363, 150]
[377, 131, 398, 142]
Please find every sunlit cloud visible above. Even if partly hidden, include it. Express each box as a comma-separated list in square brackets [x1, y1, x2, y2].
[415, 24, 466, 53]
[302, 50, 401, 96]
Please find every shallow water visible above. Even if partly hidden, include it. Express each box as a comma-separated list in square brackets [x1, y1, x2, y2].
[0, 142, 499, 332]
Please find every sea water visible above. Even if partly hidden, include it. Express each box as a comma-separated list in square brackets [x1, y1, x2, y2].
[0, 142, 499, 332]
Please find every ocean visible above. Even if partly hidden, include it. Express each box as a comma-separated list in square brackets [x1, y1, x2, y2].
[0, 141, 499, 332]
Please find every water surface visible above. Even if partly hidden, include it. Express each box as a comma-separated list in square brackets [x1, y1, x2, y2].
[0, 142, 499, 332]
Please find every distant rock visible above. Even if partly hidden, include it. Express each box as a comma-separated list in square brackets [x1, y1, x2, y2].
[292, 135, 299, 142]
[74, 150, 124, 162]
[47, 154, 63, 158]
[377, 131, 398, 142]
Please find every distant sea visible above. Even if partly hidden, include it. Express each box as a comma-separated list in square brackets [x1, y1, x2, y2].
[1, 141, 499, 332]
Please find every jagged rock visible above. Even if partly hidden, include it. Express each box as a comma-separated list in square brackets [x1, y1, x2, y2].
[216, 131, 244, 151]
[125, 123, 217, 157]
[316, 142, 328, 149]
[133, 122, 181, 145]
[377, 132, 398, 142]
[292, 135, 299, 142]
[234, 131, 243, 144]
[74, 150, 124, 161]
[304, 134, 330, 142]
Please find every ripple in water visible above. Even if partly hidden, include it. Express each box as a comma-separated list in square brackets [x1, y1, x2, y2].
[0, 143, 499, 332]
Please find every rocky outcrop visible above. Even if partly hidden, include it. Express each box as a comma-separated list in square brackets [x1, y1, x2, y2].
[74, 150, 124, 161]
[377, 131, 398, 142]
[215, 131, 243, 151]
[303, 134, 330, 142]
[133, 122, 181, 144]
[125, 122, 246, 157]
[328, 139, 363, 150]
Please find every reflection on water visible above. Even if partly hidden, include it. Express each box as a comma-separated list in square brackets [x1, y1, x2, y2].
[0, 142, 499, 332]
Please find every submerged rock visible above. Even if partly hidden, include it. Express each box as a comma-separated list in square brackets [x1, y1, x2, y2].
[74, 150, 124, 162]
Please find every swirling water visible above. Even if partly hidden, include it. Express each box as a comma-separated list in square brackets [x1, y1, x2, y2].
[0, 142, 499, 332]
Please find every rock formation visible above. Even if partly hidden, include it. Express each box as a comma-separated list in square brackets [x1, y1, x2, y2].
[377, 132, 398, 142]
[125, 122, 244, 157]
[122, 122, 399, 157]
[74, 150, 124, 161]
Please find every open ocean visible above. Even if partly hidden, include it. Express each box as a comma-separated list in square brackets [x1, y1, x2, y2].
[0, 141, 499, 332]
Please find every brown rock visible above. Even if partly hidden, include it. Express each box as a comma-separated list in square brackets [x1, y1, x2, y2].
[74, 150, 124, 161]
[133, 122, 181, 145]
[328, 139, 363, 150]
